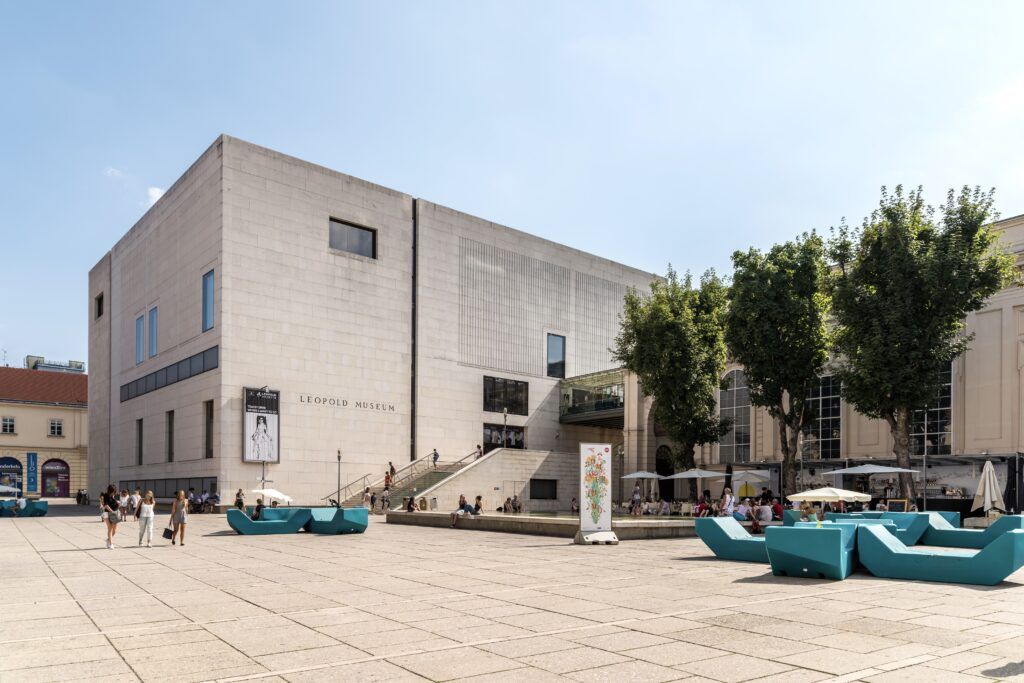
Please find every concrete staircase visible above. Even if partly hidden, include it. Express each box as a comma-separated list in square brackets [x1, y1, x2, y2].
[340, 462, 467, 509]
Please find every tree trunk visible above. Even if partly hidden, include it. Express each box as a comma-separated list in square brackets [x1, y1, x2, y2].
[887, 408, 916, 500]
[777, 402, 801, 498]
[678, 443, 698, 501]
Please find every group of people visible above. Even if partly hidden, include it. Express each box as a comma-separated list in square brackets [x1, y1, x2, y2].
[98, 485, 189, 549]
[449, 494, 483, 526]
[499, 495, 522, 513]
[359, 461, 399, 513]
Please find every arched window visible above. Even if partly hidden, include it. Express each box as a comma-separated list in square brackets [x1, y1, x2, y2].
[720, 370, 751, 463]
[41, 459, 70, 498]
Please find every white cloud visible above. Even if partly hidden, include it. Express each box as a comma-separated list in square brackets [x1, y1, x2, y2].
[147, 187, 165, 206]
[104, 166, 123, 178]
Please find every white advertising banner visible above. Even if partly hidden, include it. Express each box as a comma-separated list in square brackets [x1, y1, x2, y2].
[579, 443, 612, 533]
[243, 388, 280, 463]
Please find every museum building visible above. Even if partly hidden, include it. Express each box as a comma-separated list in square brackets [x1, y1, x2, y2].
[88, 135, 654, 503]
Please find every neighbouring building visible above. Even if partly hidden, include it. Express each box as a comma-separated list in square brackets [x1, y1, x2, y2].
[0, 362, 88, 498]
[88, 135, 653, 504]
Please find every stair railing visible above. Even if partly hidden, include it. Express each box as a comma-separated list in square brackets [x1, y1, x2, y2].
[321, 473, 372, 503]
[323, 449, 482, 504]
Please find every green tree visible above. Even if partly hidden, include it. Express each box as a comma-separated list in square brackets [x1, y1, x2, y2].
[725, 234, 830, 497]
[829, 186, 1017, 499]
[614, 267, 730, 498]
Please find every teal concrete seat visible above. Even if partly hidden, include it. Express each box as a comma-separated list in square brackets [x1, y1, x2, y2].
[782, 509, 802, 526]
[857, 524, 1024, 586]
[765, 524, 857, 580]
[24, 500, 48, 516]
[936, 511, 961, 528]
[305, 507, 368, 534]
[877, 512, 933, 545]
[0, 500, 14, 517]
[921, 514, 1024, 549]
[695, 517, 768, 562]
[226, 507, 312, 534]
[826, 512, 884, 521]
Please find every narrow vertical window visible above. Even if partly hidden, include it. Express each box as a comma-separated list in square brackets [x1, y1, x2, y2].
[148, 307, 158, 358]
[204, 400, 214, 459]
[202, 270, 215, 331]
[136, 418, 144, 466]
[166, 410, 175, 463]
[546, 334, 566, 379]
[94, 293, 104, 319]
[135, 315, 144, 364]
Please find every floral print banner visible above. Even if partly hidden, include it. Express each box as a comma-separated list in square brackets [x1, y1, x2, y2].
[580, 443, 612, 533]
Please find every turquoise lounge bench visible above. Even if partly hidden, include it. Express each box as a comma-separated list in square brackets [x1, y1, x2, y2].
[857, 524, 1024, 586]
[921, 514, 1024, 549]
[765, 524, 857, 580]
[0, 501, 14, 517]
[305, 507, 368, 534]
[226, 507, 312, 535]
[695, 517, 768, 563]
[23, 500, 48, 517]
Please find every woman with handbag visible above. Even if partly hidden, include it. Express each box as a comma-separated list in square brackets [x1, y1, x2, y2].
[170, 490, 189, 546]
[100, 484, 120, 549]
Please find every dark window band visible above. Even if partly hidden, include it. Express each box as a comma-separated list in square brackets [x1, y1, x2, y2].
[120, 346, 218, 403]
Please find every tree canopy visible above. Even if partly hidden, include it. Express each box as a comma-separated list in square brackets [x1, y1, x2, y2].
[829, 186, 1017, 498]
[614, 268, 730, 485]
[725, 233, 830, 495]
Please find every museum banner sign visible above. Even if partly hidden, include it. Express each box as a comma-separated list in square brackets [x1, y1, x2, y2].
[243, 388, 280, 463]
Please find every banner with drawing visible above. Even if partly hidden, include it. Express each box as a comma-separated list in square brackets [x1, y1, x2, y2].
[580, 443, 612, 533]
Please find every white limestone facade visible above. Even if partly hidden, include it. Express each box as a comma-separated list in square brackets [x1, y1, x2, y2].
[89, 135, 654, 504]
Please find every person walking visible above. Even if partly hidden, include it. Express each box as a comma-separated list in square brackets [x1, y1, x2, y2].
[100, 484, 120, 549]
[381, 488, 391, 512]
[234, 489, 245, 510]
[475, 444, 483, 459]
[129, 489, 141, 520]
[370, 491, 378, 512]
[170, 490, 188, 546]
[430, 448, 440, 468]
[118, 489, 129, 521]
[137, 491, 156, 547]
[362, 487, 371, 508]
[389, 461, 396, 478]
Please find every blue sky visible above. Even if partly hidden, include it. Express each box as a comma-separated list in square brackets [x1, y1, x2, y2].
[2, 1, 1024, 367]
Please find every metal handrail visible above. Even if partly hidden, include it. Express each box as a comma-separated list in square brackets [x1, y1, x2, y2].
[322, 450, 480, 503]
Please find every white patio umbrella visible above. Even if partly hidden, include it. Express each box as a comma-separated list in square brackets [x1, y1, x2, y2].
[788, 487, 871, 503]
[826, 464, 917, 475]
[661, 469, 723, 480]
[730, 470, 770, 484]
[972, 461, 1005, 512]
[251, 488, 293, 504]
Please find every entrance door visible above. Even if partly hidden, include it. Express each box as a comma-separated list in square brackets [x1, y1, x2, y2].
[0, 457, 22, 495]
[41, 459, 70, 498]
[655, 446, 675, 501]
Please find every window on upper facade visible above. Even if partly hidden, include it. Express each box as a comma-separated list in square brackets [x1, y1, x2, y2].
[204, 400, 214, 459]
[49, 419, 63, 437]
[802, 375, 841, 459]
[483, 376, 529, 416]
[135, 315, 144, 365]
[546, 333, 566, 379]
[202, 270, 215, 332]
[329, 218, 377, 259]
[529, 478, 557, 500]
[1, 417, 14, 434]
[136, 418, 144, 465]
[166, 410, 175, 463]
[719, 369, 751, 463]
[911, 365, 952, 456]
[483, 424, 525, 453]
[148, 307, 158, 358]
[94, 293, 104, 319]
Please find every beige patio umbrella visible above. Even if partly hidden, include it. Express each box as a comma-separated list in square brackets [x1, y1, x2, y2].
[788, 487, 871, 503]
[971, 461, 1005, 512]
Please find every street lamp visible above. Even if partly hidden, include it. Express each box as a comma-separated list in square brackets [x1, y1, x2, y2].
[502, 407, 508, 449]
[336, 449, 342, 507]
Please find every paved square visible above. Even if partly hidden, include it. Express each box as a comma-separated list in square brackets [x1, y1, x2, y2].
[3, 507, 1024, 682]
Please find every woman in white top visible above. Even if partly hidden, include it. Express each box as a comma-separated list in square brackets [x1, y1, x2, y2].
[719, 488, 735, 517]
[118, 490, 130, 521]
[362, 487, 371, 508]
[137, 491, 156, 547]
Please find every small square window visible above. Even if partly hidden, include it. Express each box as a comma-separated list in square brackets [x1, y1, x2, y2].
[1, 417, 14, 434]
[49, 419, 63, 437]
[329, 218, 377, 259]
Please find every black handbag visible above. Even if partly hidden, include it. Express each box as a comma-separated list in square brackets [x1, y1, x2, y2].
[162, 524, 173, 540]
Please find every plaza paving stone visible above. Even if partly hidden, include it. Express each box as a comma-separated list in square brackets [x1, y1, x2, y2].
[3, 507, 1024, 682]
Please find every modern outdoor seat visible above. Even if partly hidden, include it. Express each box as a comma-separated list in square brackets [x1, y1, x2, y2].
[23, 500, 48, 517]
[695, 517, 768, 563]
[765, 524, 857, 580]
[921, 514, 1024, 549]
[226, 507, 312, 534]
[304, 507, 369, 534]
[857, 524, 1024, 586]
[874, 512, 934, 545]
[0, 500, 14, 517]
